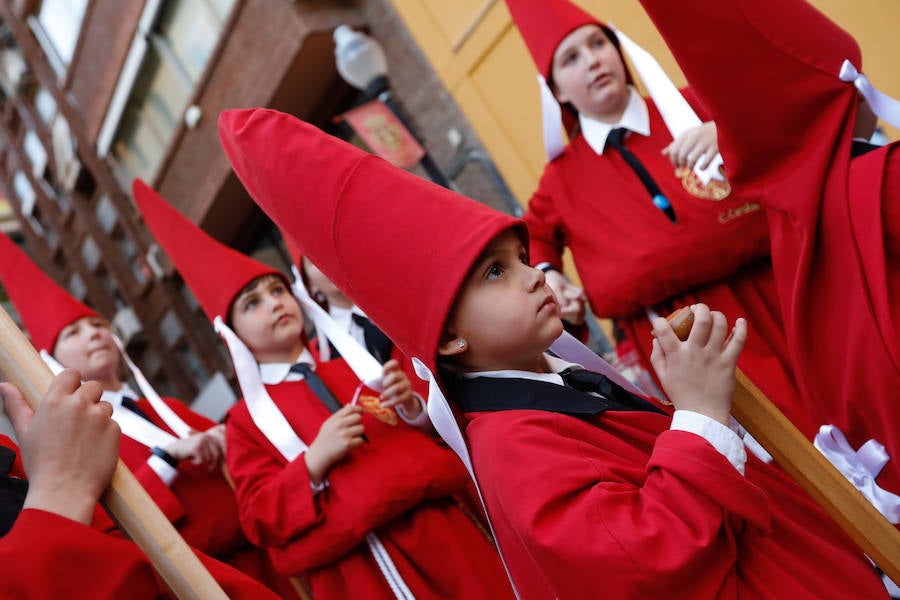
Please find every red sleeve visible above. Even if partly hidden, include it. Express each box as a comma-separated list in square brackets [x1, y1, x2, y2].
[1, 508, 279, 599]
[225, 400, 469, 575]
[639, 0, 860, 201]
[471, 413, 770, 598]
[523, 169, 567, 269]
[224, 408, 321, 549]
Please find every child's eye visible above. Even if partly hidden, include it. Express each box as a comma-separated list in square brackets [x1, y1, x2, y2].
[486, 263, 504, 280]
[271, 285, 284, 296]
[243, 299, 258, 311]
[591, 37, 606, 49]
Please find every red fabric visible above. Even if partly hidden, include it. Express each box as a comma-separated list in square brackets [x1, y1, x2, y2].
[0, 509, 281, 599]
[503, 0, 601, 79]
[88, 396, 293, 595]
[0, 231, 97, 352]
[523, 93, 803, 429]
[219, 110, 522, 373]
[224, 357, 513, 598]
[465, 408, 886, 599]
[637, 0, 900, 498]
[132, 179, 281, 322]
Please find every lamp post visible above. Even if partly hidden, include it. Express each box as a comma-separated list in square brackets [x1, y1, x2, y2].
[333, 25, 451, 189]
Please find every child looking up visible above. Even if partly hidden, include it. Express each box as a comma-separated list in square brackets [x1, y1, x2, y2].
[219, 108, 887, 599]
[132, 180, 513, 599]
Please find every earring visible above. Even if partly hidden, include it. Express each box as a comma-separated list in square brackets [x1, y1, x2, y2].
[457, 339, 466, 348]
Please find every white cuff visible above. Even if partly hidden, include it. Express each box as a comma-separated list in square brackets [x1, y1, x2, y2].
[671, 410, 747, 474]
[534, 262, 558, 273]
[147, 454, 179, 486]
[396, 394, 430, 428]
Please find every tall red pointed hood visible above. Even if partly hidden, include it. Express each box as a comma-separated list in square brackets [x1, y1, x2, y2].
[131, 179, 281, 323]
[0, 232, 97, 352]
[504, 0, 601, 79]
[219, 109, 523, 372]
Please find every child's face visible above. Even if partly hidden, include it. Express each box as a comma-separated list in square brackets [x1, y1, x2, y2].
[53, 316, 120, 384]
[230, 275, 306, 363]
[551, 24, 628, 122]
[440, 229, 563, 372]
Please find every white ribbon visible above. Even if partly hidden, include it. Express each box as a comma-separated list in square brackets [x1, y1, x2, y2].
[539, 27, 725, 185]
[39, 349, 65, 375]
[415, 358, 522, 600]
[112, 334, 192, 439]
[214, 314, 411, 598]
[814, 425, 900, 524]
[839, 60, 900, 131]
[290, 266, 383, 391]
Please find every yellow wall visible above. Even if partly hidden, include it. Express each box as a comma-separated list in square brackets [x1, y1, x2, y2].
[391, 0, 900, 209]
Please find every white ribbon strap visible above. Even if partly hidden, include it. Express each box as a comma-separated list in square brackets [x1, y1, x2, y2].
[214, 316, 308, 461]
[539, 74, 566, 162]
[290, 266, 383, 391]
[839, 60, 900, 131]
[814, 425, 900, 524]
[39, 349, 65, 375]
[215, 315, 410, 597]
[549, 330, 644, 395]
[612, 26, 724, 184]
[414, 358, 522, 600]
[112, 334, 192, 439]
[110, 403, 179, 449]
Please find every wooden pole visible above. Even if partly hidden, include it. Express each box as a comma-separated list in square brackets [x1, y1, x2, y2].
[0, 307, 228, 600]
[666, 308, 900, 583]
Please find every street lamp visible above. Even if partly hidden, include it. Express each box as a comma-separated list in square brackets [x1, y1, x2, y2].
[333, 25, 450, 188]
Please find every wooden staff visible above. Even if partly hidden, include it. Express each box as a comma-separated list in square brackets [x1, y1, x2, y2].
[666, 307, 900, 583]
[0, 306, 227, 600]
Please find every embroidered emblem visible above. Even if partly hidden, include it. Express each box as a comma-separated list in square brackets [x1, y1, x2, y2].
[675, 166, 732, 201]
[358, 394, 398, 426]
[717, 201, 761, 224]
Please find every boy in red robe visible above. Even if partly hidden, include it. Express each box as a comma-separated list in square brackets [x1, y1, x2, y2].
[0, 370, 279, 599]
[219, 107, 887, 598]
[131, 180, 514, 599]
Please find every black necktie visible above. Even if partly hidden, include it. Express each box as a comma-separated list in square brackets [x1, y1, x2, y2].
[559, 367, 666, 414]
[121, 396, 153, 423]
[606, 127, 677, 223]
[289, 363, 344, 414]
[0, 446, 28, 538]
[351, 313, 394, 364]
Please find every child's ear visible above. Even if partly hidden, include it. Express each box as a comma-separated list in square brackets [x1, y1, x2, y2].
[437, 331, 467, 357]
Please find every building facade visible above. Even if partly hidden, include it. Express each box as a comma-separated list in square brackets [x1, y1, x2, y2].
[0, 0, 518, 415]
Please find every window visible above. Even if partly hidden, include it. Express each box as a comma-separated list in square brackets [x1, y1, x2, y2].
[32, 0, 88, 74]
[34, 87, 57, 125]
[110, 0, 235, 184]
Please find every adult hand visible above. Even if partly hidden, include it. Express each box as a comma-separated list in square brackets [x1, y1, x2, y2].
[544, 269, 587, 325]
[304, 405, 366, 485]
[1, 369, 120, 525]
[662, 121, 719, 171]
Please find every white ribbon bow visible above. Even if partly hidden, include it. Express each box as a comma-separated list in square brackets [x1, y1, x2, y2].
[814, 425, 900, 524]
[839, 60, 900, 131]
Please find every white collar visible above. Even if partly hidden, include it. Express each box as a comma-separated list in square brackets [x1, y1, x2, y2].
[461, 354, 582, 386]
[258, 347, 317, 385]
[579, 87, 651, 155]
[100, 383, 140, 409]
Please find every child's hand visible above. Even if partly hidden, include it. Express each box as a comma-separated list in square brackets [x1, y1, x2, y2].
[304, 405, 366, 485]
[649, 304, 746, 426]
[662, 121, 718, 170]
[379, 360, 421, 418]
[165, 426, 225, 471]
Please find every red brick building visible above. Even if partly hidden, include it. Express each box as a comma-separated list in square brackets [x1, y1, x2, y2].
[0, 0, 516, 416]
